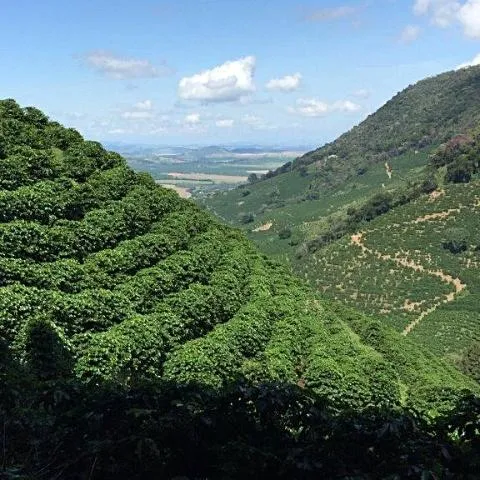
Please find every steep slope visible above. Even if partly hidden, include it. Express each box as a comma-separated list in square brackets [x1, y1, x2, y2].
[0, 98, 476, 416]
[199, 65, 480, 258]
[199, 67, 480, 376]
[297, 178, 480, 370]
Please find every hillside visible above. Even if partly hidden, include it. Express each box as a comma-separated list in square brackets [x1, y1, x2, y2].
[274, 64, 480, 187]
[295, 174, 480, 371]
[0, 99, 478, 478]
[200, 65, 480, 253]
[199, 67, 480, 373]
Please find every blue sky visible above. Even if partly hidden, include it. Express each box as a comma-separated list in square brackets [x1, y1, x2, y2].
[1, 0, 480, 146]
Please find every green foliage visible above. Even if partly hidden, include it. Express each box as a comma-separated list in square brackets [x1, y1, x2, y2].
[0, 99, 478, 477]
[278, 227, 292, 239]
[239, 212, 255, 224]
[442, 227, 469, 254]
[460, 341, 480, 382]
[20, 316, 72, 380]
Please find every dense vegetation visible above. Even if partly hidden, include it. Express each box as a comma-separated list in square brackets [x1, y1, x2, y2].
[200, 67, 480, 379]
[200, 66, 480, 253]
[0, 99, 479, 478]
[274, 64, 480, 188]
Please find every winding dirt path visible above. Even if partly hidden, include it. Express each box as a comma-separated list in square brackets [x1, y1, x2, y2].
[252, 222, 273, 232]
[350, 223, 466, 335]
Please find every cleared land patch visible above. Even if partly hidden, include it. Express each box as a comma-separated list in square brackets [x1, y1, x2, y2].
[168, 172, 248, 183]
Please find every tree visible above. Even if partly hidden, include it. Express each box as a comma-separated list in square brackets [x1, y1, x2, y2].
[442, 227, 468, 254]
[21, 317, 72, 380]
[239, 212, 255, 224]
[247, 173, 258, 184]
[278, 228, 292, 240]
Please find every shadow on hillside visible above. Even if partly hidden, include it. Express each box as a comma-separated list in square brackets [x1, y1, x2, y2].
[1, 345, 479, 480]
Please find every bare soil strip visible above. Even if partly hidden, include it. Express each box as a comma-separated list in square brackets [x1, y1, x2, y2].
[350, 230, 466, 336]
[252, 222, 273, 232]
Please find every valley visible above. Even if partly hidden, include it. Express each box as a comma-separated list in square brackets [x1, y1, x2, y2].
[112, 143, 304, 198]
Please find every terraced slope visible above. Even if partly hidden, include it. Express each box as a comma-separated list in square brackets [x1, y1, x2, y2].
[296, 181, 480, 365]
[0, 99, 477, 420]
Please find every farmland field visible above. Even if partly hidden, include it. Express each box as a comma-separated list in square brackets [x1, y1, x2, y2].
[111, 143, 306, 197]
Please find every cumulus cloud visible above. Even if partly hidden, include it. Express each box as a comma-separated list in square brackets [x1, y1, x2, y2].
[266, 73, 302, 92]
[121, 111, 154, 120]
[333, 100, 362, 112]
[352, 88, 371, 99]
[185, 113, 201, 125]
[215, 119, 234, 128]
[399, 24, 422, 43]
[120, 100, 155, 120]
[413, 0, 460, 27]
[82, 51, 169, 79]
[304, 5, 359, 21]
[289, 98, 360, 117]
[414, 0, 480, 38]
[134, 100, 153, 110]
[456, 52, 480, 69]
[178, 56, 256, 103]
[457, 0, 480, 37]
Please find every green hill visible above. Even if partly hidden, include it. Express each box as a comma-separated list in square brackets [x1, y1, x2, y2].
[0, 99, 478, 478]
[272, 64, 480, 187]
[199, 67, 480, 375]
[199, 66, 480, 252]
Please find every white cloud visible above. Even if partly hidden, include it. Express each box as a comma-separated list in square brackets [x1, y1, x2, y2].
[215, 119, 234, 128]
[290, 99, 330, 117]
[121, 111, 154, 119]
[399, 24, 422, 43]
[241, 114, 276, 130]
[413, 0, 460, 27]
[266, 73, 302, 92]
[352, 88, 371, 99]
[289, 98, 360, 117]
[178, 56, 256, 103]
[82, 51, 165, 79]
[414, 0, 480, 38]
[456, 52, 480, 69]
[305, 5, 359, 21]
[333, 100, 361, 112]
[185, 113, 201, 125]
[134, 100, 153, 110]
[457, 0, 480, 37]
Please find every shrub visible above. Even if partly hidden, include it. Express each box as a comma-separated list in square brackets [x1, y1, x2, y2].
[278, 228, 292, 240]
[240, 213, 255, 224]
[442, 227, 468, 254]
